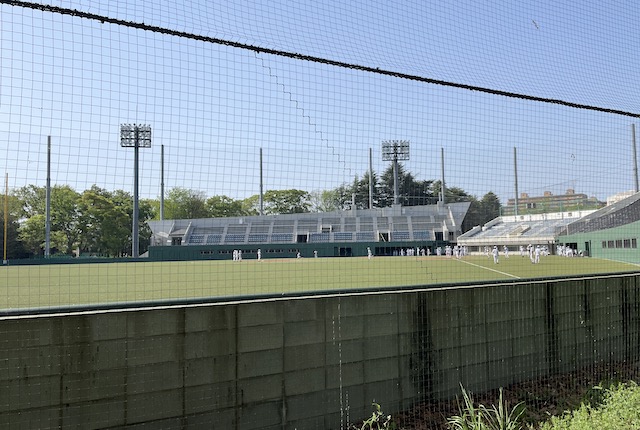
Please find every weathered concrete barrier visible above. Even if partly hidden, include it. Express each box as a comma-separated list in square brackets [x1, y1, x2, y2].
[1, 273, 638, 429]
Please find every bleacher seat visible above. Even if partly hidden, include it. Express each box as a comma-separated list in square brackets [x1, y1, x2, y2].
[225, 234, 246, 243]
[189, 234, 205, 244]
[392, 231, 411, 241]
[414, 231, 431, 240]
[356, 232, 375, 241]
[333, 232, 353, 241]
[271, 233, 293, 243]
[206, 234, 222, 244]
[309, 233, 330, 242]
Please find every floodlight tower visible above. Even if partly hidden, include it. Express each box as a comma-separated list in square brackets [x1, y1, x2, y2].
[382, 140, 410, 205]
[120, 124, 151, 258]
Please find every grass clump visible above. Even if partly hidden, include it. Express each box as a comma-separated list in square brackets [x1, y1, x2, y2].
[354, 402, 398, 430]
[447, 384, 526, 430]
[538, 381, 640, 430]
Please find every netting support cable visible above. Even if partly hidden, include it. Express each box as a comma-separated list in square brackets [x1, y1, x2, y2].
[3, 0, 640, 119]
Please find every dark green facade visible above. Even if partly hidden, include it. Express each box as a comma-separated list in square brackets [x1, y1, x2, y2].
[148, 240, 450, 261]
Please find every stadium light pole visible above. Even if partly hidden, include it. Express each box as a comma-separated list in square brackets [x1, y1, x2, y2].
[382, 140, 410, 205]
[121, 124, 151, 258]
[369, 147, 374, 209]
[160, 144, 165, 221]
[514, 146, 519, 216]
[632, 124, 639, 193]
[45, 136, 51, 258]
[3, 173, 7, 265]
[440, 147, 446, 205]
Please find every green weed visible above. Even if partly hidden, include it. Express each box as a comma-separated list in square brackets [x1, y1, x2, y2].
[447, 384, 526, 430]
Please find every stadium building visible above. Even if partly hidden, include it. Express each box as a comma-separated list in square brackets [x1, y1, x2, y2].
[458, 191, 640, 264]
[456, 209, 597, 255]
[556, 191, 640, 264]
[147, 202, 470, 260]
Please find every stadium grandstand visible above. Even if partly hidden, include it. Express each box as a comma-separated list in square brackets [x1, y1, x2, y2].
[147, 202, 470, 260]
[457, 209, 598, 255]
[458, 190, 640, 263]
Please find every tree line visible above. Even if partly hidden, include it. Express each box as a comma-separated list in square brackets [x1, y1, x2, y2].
[0, 163, 501, 259]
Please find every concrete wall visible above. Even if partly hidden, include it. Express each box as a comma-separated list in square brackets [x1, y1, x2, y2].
[1, 273, 639, 429]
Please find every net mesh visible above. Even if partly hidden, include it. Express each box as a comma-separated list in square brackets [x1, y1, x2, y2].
[2, 1, 640, 428]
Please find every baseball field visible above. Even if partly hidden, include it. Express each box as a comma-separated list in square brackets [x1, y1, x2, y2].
[1, 255, 638, 310]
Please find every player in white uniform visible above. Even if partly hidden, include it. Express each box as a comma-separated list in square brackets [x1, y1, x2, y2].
[492, 246, 499, 264]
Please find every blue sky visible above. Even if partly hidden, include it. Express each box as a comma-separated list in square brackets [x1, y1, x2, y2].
[2, 0, 640, 205]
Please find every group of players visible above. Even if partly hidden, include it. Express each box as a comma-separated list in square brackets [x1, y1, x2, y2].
[234, 243, 575, 262]
[483, 244, 548, 264]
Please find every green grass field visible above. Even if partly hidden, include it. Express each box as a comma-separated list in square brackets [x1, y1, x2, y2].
[1, 255, 638, 310]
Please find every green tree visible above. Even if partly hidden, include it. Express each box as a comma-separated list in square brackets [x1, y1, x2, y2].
[379, 164, 436, 207]
[332, 182, 356, 211]
[136, 198, 154, 255]
[109, 188, 153, 256]
[164, 187, 209, 219]
[18, 214, 46, 255]
[50, 185, 81, 254]
[13, 184, 45, 218]
[353, 172, 380, 209]
[77, 187, 153, 257]
[78, 187, 131, 256]
[480, 191, 501, 221]
[0, 193, 28, 259]
[331, 171, 382, 211]
[263, 189, 310, 214]
[460, 192, 502, 233]
[309, 189, 342, 212]
[142, 198, 160, 221]
[206, 195, 248, 217]
[240, 195, 261, 216]
[15, 185, 81, 255]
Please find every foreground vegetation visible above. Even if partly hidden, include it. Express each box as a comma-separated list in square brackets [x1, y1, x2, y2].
[443, 382, 640, 430]
[390, 362, 640, 430]
[538, 382, 640, 429]
[364, 381, 640, 430]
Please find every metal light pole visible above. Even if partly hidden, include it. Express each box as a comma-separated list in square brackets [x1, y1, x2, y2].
[382, 140, 410, 205]
[121, 124, 151, 258]
[3, 173, 7, 264]
[160, 144, 165, 221]
[45, 136, 51, 258]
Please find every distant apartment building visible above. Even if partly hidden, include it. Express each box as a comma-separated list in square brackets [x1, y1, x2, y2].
[502, 189, 604, 216]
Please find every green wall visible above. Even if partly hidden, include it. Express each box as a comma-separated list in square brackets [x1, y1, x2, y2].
[147, 240, 448, 261]
[558, 220, 640, 264]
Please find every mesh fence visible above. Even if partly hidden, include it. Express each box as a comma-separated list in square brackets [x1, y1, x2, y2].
[1, 1, 640, 428]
